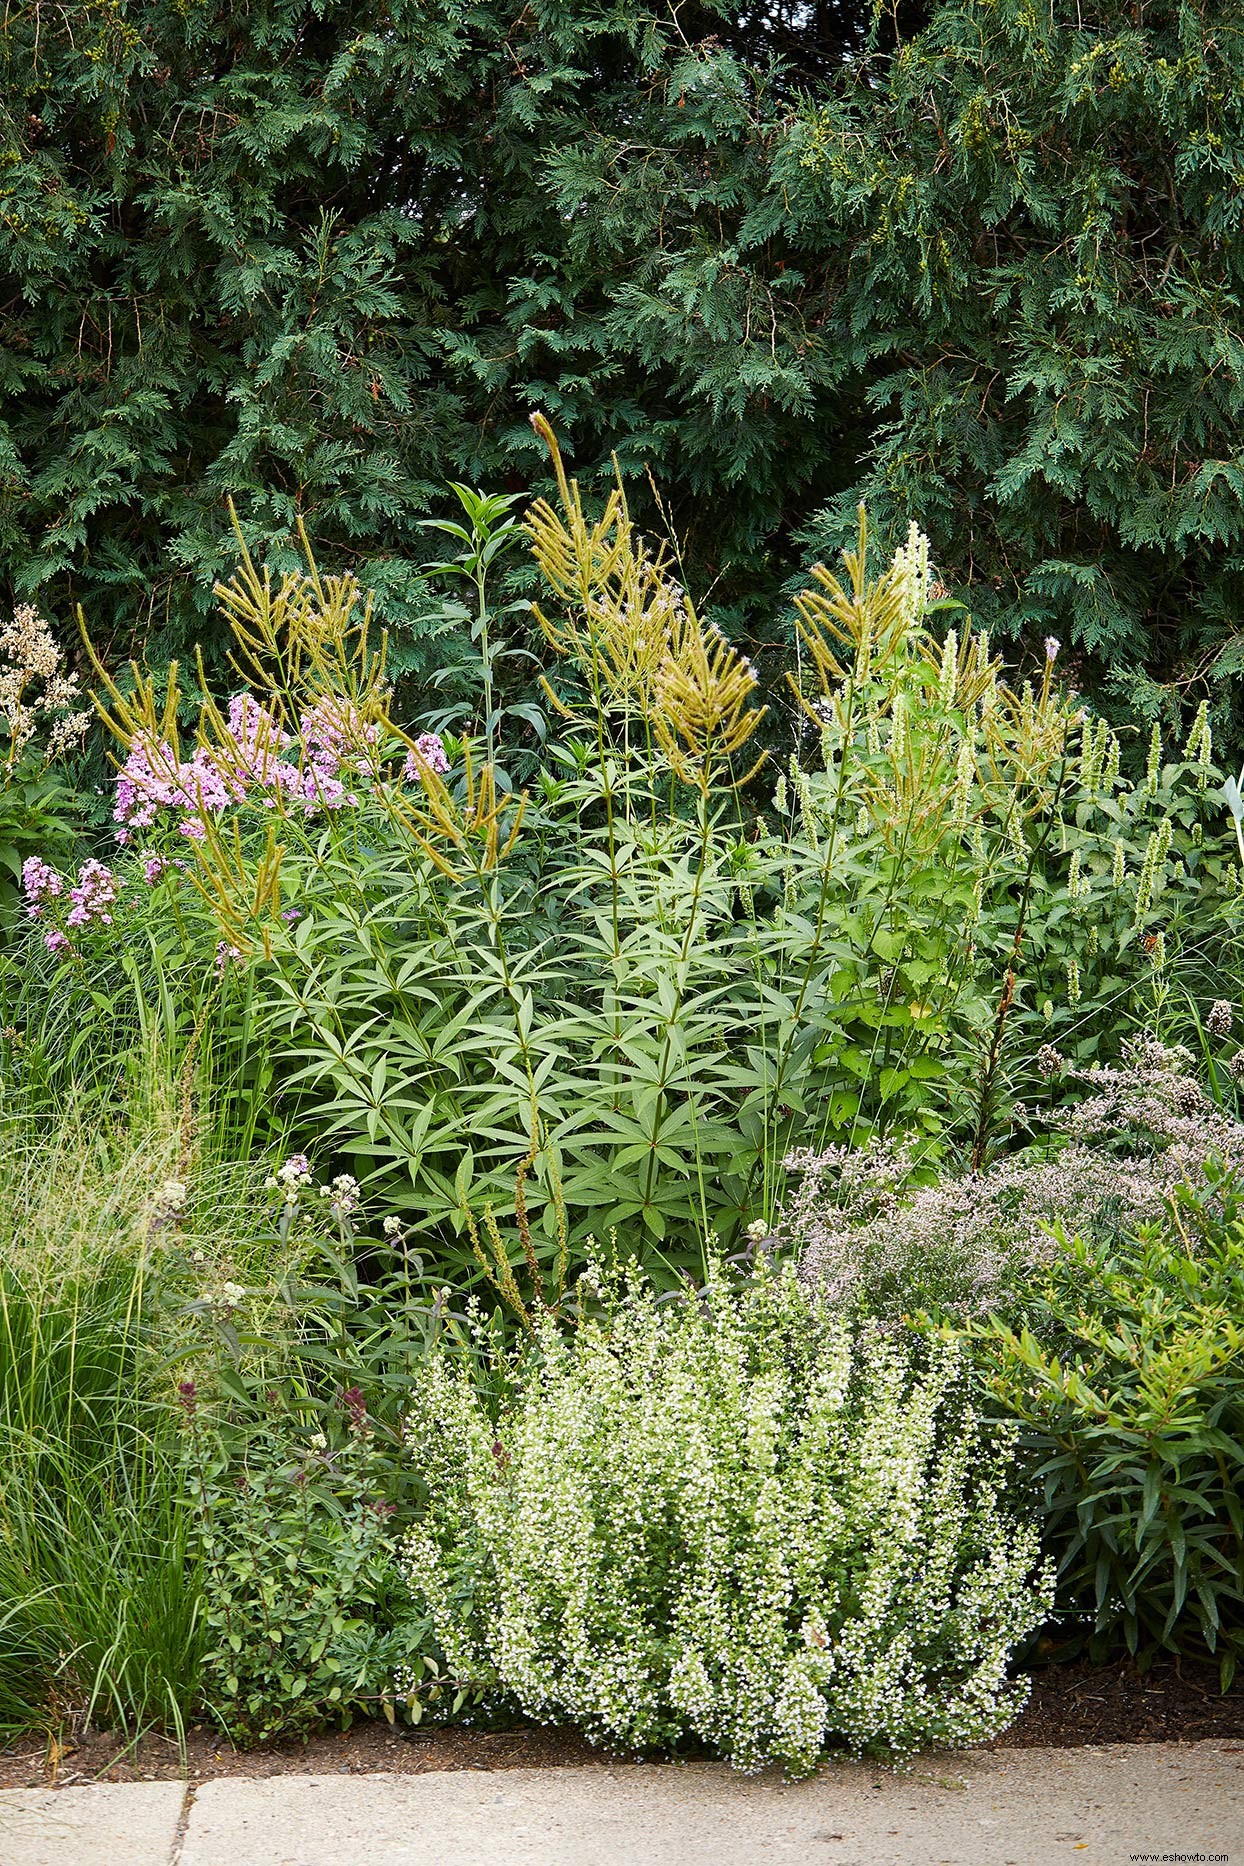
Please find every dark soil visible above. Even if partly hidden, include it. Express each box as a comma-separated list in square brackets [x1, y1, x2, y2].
[995, 1654, 1243, 1750]
[2, 1657, 1239, 1791]
[0, 1719, 609, 1792]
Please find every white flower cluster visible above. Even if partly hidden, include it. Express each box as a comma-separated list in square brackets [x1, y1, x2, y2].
[321, 1173, 361, 1218]
[202, 1280, 247, 1312]
[151, 1177, 188, 1223]
[263, 1155, 364, 1234]
[0, 603, 90, 773]
[398, 1266, 1049, 1774]
[264, 1153, 312, 1208]
[894, 521, 931, 629]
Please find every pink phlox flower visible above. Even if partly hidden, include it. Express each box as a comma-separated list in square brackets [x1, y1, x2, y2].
[403, 732, 450, 781]
[21, 857, 63, 917]
[300, 698, 379, 776]
[115, 736, 240, 843]
[66, 859, 119, 927]
[225, 695, 291, 779]
[44, 928, 71, 956]
[143, 855, 168, 885]
[183, 747, 240, 814]
[298, 766, 355, 815]
[114, 737, 185, 829]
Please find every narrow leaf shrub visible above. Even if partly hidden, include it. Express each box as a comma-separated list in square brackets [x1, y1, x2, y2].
[0, 1239, 201, 1738]
[399, 1263, 1052, 1773]
[955, 1167, 1244, 1687]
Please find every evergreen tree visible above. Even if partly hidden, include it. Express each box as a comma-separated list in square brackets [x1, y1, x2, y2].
[2, 0, 1242, 726]
[787, 0, 1244, 716]
[0, 0, 879, 672]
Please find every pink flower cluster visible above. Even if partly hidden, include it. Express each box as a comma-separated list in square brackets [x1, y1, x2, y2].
[226, 694, 291, 776]
[302, 696, 380, 769]
[21, 857, 62, 910]
[403, 733, 450, 781]
[22, 857, 73, 957]
[23, 855, 119, 955]
[112, 696, 404, 841]
[67, 859, 118, 927]
[114, 736, 241, 842]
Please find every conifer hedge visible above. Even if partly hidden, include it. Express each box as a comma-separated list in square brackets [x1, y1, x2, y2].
[2, 0, 1241, 717]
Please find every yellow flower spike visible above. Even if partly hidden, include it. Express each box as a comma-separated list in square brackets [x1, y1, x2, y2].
[79, 611, 185, 766]
[526, 415, 701, 723]
[388, 737, 527, 881]
[213, 508, 320, 700]
[787, 506, 915, 717]
[184, 813, 285, 953]
[213, 500, 390, 741]
[650, 600, 768, 792]
[537, 673, 580, 721]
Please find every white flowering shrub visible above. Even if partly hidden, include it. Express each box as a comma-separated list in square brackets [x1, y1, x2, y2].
[399, 1265, 1051, 1773]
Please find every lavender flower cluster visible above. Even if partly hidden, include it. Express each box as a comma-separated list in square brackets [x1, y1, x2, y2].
[21, 693, 448, 959]
[787, 1034, 1244, 1318]
[115, 696, 444, 843]
[22, 855, 121, 955]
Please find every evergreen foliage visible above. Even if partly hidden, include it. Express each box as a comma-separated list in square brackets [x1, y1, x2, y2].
[790, 0, 1244, 715]
[2, 0, 1242, 719]
[0, 0, 878, 673]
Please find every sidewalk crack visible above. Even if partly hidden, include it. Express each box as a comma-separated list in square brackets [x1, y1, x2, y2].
[169, 1779, 198, 1866]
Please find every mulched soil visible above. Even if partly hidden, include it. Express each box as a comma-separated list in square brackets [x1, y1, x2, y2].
[994, 1654, 1243, 1750]
[0, 1720, 606, 1792]
[1, 1657, 1239, 1791]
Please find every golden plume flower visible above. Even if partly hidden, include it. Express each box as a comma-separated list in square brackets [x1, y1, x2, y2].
[650, 605, 768, 791]
[526, 415, 766, 787]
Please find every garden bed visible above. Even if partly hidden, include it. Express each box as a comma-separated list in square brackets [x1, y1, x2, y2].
[2, 1659, 1239, 1791]
[2, 440, 1242, 1787]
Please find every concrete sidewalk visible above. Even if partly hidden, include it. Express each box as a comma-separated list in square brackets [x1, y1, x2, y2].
[0, 1744, 1240, 1866]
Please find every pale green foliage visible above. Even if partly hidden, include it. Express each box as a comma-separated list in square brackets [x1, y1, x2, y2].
[400, 1263, 1051, 1773]
[0, 1091, 206, 1735]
